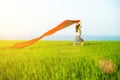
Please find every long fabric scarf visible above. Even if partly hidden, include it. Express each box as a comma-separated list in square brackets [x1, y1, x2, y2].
[6, 20, 80, 49]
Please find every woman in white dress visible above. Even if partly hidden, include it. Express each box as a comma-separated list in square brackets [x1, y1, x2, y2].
[73, 21, 84, 46]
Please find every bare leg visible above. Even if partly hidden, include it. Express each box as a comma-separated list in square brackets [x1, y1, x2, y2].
[81, 41, 84, 46]
[73, 43, 76, 46]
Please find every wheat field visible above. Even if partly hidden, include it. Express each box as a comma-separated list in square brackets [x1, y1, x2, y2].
[0, 40, 120, 80]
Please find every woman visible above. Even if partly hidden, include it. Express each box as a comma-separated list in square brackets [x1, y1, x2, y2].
[73, 21, 84, 46]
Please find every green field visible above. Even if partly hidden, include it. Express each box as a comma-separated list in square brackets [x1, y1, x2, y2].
[0, 40, 120, 80]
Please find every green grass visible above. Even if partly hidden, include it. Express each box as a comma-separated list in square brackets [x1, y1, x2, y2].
[0, 40, 120, 80]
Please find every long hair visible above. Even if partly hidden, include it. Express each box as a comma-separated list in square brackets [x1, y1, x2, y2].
[75, 24, 80, 32]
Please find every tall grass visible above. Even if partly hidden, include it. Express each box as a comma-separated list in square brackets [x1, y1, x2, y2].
[0, 40, 120, 80]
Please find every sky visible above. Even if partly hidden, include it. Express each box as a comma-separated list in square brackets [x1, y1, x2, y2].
[0, 0, 120, 40]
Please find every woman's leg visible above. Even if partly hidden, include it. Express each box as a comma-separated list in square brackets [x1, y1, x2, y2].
[79, 37, 84, 46]
[81, 41, 84, 46]
[73, 36, 78, 46]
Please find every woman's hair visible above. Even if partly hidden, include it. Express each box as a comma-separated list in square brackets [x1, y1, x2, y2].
[75, 24, 80, 32]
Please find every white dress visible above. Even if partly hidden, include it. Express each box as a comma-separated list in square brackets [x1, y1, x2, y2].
[74, 28, 84, 44]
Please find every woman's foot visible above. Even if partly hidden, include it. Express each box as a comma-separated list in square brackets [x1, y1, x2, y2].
[73, 43, 76, 46]
[81, 41, 84, 46]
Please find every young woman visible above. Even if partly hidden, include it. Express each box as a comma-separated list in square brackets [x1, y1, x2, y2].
[73, 21, 84, 46]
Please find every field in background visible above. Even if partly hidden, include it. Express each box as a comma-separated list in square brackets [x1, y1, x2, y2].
[0, 40, 120, 80]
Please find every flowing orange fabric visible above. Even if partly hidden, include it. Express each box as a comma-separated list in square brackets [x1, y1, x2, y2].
[8, 20, 80, 49]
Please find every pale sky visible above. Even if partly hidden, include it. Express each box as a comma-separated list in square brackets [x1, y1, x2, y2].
[0, 0, 120, 39]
